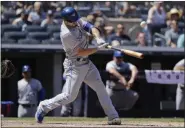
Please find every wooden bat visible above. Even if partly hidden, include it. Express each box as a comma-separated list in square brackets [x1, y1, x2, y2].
[106, 45, 144, 59]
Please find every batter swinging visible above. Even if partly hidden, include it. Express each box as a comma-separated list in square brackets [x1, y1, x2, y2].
[35, 7, 121, 125]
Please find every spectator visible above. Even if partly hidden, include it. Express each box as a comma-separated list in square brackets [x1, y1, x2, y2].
[17, 65, 45, 117]
[105, 51, 139, 110]
[104, 26, 115, 42]
[12, 10, 32, 30]
[166, 8, 182, 28]
[28, 2, 45, 24]
[107, 24, 131, 45]
[135, 32, 147, 47]
[117, 2, 136, 18]
[167, 8, 182, 22]
[165, 20, 181, 48]
[41, 10, 58, 28]
[147, 2, 166, 37]
[140, 21, 152, 46]
[177, 34, 184, 48]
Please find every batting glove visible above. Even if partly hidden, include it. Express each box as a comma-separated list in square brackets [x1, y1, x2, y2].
[96, 37, 106, 44]
[97, 43, 109, 50]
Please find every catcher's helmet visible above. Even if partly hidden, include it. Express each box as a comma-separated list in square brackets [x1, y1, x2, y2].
[61, 7, 80, 22]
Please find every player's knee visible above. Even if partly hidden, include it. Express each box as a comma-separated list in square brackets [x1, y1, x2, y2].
[133, 92, 139, 101]
[63, 93, 77, 103]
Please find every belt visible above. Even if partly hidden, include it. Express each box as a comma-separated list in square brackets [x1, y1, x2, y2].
[20, 104, 36, 108]
[180, 86, 184, 90]
[108, 85, 125, 91]
[66, 56, 88, 62]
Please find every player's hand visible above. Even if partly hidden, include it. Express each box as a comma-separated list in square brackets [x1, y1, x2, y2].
[96, 37, 106, 45]
[127, 79, 134, 89]
[119, 77, 127, 87]
[97, 43, 109, 49]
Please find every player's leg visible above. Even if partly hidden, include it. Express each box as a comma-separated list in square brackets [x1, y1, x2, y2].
[61, 104, 72, 116]
[116, 89, 139, 110]
[18, 105, 27, 117]
[60, 82, 72, 117]
[84, 61, 121, 125]
[72, 89, 82, 116]
[35, 64, 89, 123]
[176, 84, 184, 110]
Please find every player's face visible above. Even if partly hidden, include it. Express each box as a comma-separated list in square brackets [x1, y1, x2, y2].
[65, 21, 78, 27]
[22, 72, 31, 79]
[114, 57, 123, 64]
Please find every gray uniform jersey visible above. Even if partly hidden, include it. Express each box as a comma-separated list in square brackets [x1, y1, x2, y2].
[18, 78, 42, 105]
[60, 19, 90, 59]
[106, 60, 134, 89]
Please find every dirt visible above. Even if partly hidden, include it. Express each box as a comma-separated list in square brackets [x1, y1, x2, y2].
[2, 118, 184, 128]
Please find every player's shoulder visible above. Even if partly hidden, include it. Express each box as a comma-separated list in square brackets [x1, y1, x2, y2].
[60, 23, 72, 38]
[31, 78, 41, 83]
[18, 78, 24, 84]
[107, 60, 114, 65]
[106, 60, 116, 67]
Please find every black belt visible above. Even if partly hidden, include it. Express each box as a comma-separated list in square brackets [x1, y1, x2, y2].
[66, 56, 88, 62]
[108, 85, 125, 91]
[20, 104, 36, 107]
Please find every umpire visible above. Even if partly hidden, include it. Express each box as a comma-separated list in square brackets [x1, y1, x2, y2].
[17, 65, 45, 117]
[105, 51, 139, 110]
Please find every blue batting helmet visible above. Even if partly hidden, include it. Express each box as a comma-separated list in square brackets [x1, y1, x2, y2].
[113, 51, 124, 57]
[22, 65, 31, 72]
[61, 7, 80, 22]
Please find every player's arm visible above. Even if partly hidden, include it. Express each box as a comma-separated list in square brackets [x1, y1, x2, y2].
[128, 64, 138, 85]
[76, 19, 108, 56]
[106, 66, 127, 86]
[78, 18, 106, 44]
[37, 81, 45, 103]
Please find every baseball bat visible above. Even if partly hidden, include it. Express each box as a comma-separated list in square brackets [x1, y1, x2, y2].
[106, 45, 144, 59]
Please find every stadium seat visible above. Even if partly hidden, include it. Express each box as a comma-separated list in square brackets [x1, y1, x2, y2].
[160, 28, 169, 35]
[42, 39, 61, 44]
[120, 41, 137, 46]
[47, 25, 61, 35]
[9, 18, 15, 24]
[53, 32, 60, 40]
[1, 18, 9, 25]
[3, 11, 17, 19]
[1, 39, 16, 44]
[24, 25, 46, 32]
[27, 32, 50, 41]
[77, 7, 92, 17]
[1, 24, 22, 36]
[3, 32, 26, 41]
[141, 14, 148, 21]
[54, 12, 62, 19]
[140, 7, 149, 15]
[18, 39, 40, 44]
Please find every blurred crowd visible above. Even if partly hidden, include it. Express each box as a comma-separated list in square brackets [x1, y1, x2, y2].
[1, 1, 184, 48]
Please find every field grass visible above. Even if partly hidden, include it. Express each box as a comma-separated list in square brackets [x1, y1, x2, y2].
[2, 117, 184, 128]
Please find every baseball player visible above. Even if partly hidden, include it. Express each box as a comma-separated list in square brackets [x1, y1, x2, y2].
[106, 51, 139, 110]
[17, 65, 45, 117]
[173, 59, 184, 110]
[35, 7, 121, 125]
